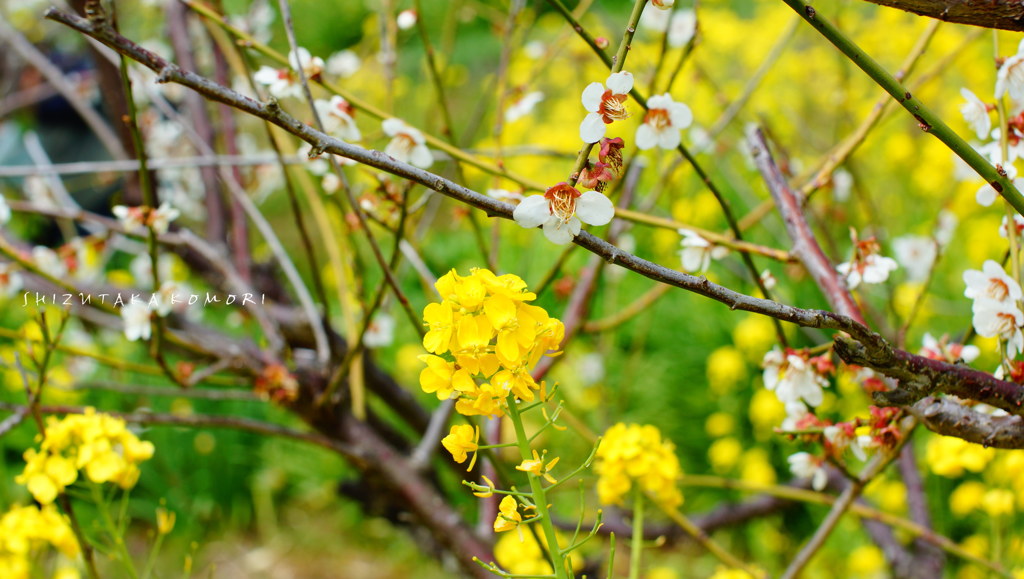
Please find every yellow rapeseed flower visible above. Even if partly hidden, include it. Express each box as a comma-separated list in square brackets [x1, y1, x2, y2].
[419, 269, 564, 418]
[595, 423, 683, 509]
[494, 496, 522, 533]
[441, 424, 479, 467]
[15, 408, 154, 504]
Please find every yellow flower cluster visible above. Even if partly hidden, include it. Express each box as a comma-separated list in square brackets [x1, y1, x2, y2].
[16, 408, 155, 504]
[595, 423, 683, 509]
[419, 269, 564, 417]
[0, 504, 80, 579]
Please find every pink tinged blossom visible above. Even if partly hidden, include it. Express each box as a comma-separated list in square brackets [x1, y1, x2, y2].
[382, 118, 433, 168]
[960, 88, 991, 140]
[315, 96, 361, 141]
[122, 302, 153, 342]
[972, 300, 1024, 355]
[636, 93, 692, 150]
[963, 260, 1022, 303]
[787, 452, 828, 491]
[678, 229, 727, 273]
[996, 39, 1024, 101]
[651, 0, 675, 9]
[579, 71, 634, 143]
[513, 183, 614, 245]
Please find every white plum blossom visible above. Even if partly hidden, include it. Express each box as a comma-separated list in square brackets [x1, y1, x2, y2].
[636, 93, 692, 150]
[823, 425, 868, 461]
[963, 260, 1022, 303]
[0, 195, 9, 224]
[760, 269, 777, 291]
[973, 299, 1024, 355]
[762, 348, 828, 407]
[0, 264, 23, 298]
[505, 91, 544, 123]
[486, 189, 524, 203]
[31, 246, 66, 279]
[363, 313, 395, 349]
[831, 168, 853, 202]
[996, 38, 1024, 101]
[513, 182, 614, 244]
[787, 452, 828, 491]
[113, 203, 180, 235]
[892, 235, 936, 283]
[1001, 214, 1024, 240]
[960, 87, 991, 140]
[315, 96, 361, 141]
[976, 165, 1023, 207]
[253, 47, 323, 99]
[580, 71, 634, 143]
[382, 118, 433, 168]
[678, 229, 728, 273]
[326, 50, 361, 78]
[122, 302, 153, 342]
[837, 253, 898, 290]
[920, 333, 980, 364]
[667, 9, 697, 47]
[396, 9, 418, 30]
[780, 400, 810, 431]
[934, 209, 957, 247]
[651, 0, 675, 9]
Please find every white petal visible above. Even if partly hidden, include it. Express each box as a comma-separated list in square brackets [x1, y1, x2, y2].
[581, 82, 605, 112]
[635, 124, 657, 150]
[542, 218, 578, 244]
[579, 113, 607, 143]
[669, 102, 693, 130]
[606, 71, 634, 95]
[381, 118, 405, 137]
[976, 183, 997, 206]
[513, 195, 552, 228]
[409, 144, 433, 168]
[575, 191, 615, 226]
[658, 128, 681, 150]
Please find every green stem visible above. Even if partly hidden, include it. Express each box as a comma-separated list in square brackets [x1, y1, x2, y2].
[91, 483, 140, 579]
[505, 394, 568, 579]
[629, 487, 644, 579]
[780, 0, 1024, 215]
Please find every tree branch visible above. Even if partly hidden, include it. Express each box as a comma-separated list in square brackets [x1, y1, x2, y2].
[862, 0, 1024, 32]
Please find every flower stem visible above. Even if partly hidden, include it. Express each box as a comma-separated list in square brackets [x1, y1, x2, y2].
[505, 394, 568, 579]
[629, 487, 644, 579]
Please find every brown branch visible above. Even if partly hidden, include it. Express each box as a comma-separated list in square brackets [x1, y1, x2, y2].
[748, 126, 865, 325]
[907, 397, 1024, 448]
[863, 0, 1024, 32]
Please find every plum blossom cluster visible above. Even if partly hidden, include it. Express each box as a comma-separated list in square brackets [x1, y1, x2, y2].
[419, 268, 564, 418]
[253, 47, 324, 99]
[112, 202, 180, 235]
[963, 260, 1024, 356]
[594, 423, 683, 509]
[961, 40, 1024, 206]
[762, 347, 833, 410]
[16, 408, 155, 505]
[0, 504, 80, 579]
